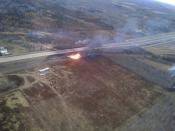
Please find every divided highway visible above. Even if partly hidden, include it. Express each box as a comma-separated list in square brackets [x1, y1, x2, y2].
[1, 32, 175, 63]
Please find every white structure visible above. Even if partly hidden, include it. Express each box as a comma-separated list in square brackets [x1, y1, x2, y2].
[39, 67, 50, 76]
[0, 47, 9, 56]
[168, 65, 175, 77]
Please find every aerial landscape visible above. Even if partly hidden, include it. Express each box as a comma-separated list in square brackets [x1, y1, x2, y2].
[0, 0, 175, 131]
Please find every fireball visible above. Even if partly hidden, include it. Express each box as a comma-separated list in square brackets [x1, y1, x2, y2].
[68, 53, 81, 60]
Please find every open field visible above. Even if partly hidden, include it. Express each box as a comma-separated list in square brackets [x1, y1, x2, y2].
[144, 46, 175, 56]
[106, 53, 174, 88]
[116, 92, 175, 131]
[0, 39, 29, 56]
[143, 41, 175, 56]
[0, 0, 115, 56]
[0, 75, 24, 92]
[1, 0, 175, 131]
[1, 0, 175, 56]
[0, 56, 162, 131]
[137, 58, 171, 71]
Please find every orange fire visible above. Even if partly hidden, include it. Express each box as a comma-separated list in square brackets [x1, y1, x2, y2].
[68, 53, 81, 60]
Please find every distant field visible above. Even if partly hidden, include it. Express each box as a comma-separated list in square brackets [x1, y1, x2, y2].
[117, 93, 175, 131]
[138, 58, 171, 71]
[144, 46, 175, 56]
[142, 40, 175, 56]
[106, 54, 173, 88]
[0, 40, 29, 56]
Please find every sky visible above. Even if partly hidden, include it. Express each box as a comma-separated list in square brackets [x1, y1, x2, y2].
[156, 0, 175, 5]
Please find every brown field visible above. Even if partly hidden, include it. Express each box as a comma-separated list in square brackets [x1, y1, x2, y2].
[1, 0, 175, 130]
[47, 57, 161, 128]
[137, 58, 171, 71]
[0, 56, 162, 131]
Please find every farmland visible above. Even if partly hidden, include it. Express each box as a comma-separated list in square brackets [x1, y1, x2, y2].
[0, 47, 175, 131]
[1, 0, 175, 131]
[0, 56, 163, 131]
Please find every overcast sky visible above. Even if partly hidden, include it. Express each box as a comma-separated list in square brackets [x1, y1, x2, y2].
[156, 0, 175, 5]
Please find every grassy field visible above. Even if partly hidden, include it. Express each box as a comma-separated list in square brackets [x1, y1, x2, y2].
[142, 41, 175, 56]
[106, 53, 174, 88]
[137, 58, 171, 71]
[44, 56, 161, 130]
[0, 56, 162, 131]
[0, 91, 29, 131]
[0, 75, 24, 92]
[0, 41, 27, 55]
[144, 46, 175, 56]
[117, 91, 175, 131]
[1, 0, 175, 130]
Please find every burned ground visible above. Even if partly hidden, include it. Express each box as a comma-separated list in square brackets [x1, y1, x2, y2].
[24, 82, 57, 103]
[0, 56, 162, 131]
[44, 56, 161, 130]
[0, 75, 24, 92]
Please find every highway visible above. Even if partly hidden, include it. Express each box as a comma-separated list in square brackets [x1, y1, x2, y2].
[101, 32, 175, 48]
[0, 32, 175, 63]
[0, 47, 89, 63]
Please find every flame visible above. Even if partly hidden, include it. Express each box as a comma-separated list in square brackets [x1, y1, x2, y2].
[68, 53, 81, 60]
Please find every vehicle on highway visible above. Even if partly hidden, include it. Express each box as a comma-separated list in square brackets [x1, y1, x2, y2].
[0, 47, 9, 56]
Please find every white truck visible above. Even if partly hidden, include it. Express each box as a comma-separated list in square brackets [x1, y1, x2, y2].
[0, 47, 9, 56]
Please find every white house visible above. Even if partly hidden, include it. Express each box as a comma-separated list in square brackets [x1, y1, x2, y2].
[0, 47, 9, 56]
